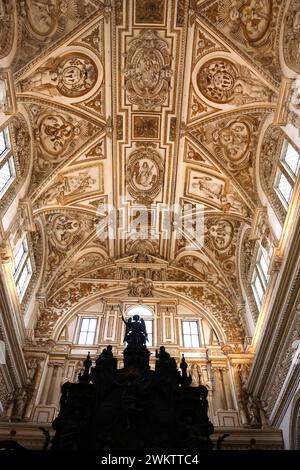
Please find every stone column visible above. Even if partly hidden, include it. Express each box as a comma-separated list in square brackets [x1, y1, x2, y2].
[46, 365, 58, 405]
[233, 365, 249, 426]
[52, 364, 64, 406]
[199, 317, 206, 347]
[222, 368, 235, 410]
[213, 367, 226, 410]
[24, 359, 44, 419]
[39, 363, 54, 405]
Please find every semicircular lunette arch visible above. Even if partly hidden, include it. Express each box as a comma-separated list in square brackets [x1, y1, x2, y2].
[37, 279, 243, 346]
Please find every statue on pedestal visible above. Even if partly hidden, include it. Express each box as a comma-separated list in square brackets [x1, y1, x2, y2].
[122, 314, 148, 348]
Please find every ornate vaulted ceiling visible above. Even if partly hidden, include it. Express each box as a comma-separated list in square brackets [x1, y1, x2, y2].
[1, 0, 294, 344]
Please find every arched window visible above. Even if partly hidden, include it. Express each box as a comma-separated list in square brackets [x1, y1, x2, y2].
[126, 306, 154, 346]
[0, 126, 15, 197]
[260, 127, 300, 224]
[274, 141, 300, 208]
[12, 234, 32, 301]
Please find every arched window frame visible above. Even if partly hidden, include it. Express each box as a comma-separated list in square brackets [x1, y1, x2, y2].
[0, 126, 15, 198]
[125, 305, 154, 347]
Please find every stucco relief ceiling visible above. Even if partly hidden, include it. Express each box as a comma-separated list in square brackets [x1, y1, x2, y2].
[4, 0, 291, 343]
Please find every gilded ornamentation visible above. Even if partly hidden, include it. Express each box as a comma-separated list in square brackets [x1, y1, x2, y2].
[82, 90, 103, 115]
[206, 218, 235, 252]
[124, 30, 172, 109]
[190, 95, 207, 118]
[191, 114, 260, 199]
[15, 0, 98, 71]
[126, 147, 164, 203]
[81, 24, 102, 54]
[20, 0, 76, 37]
[37, 164, 102, 207]
[214, 0, 272, 45]
[212, 120, 252, 169]
[26, 105, 101, 196]
[197, 58, 274, 104]
[260, 126, 286, 224]
[35, 281, 118, 337]
[38, 115, 80, 156]
[85, 140, 105, 160]
[177, 255, 230, 295]
[55, 252, 106, 287]
[283, 0, 300, 74]
[187, 168, 249, 216]
[115, 0, 123, 25]
[196, 30, 216, 56]
[128, 276, 153, 297]
[201, 0, 282, 81]
[0, 0, 14, 59]
[164, 284, 244, 341]
[20, 53, 98, 98]
[45, 212, 98, 276]
[176, 0, 185, 27]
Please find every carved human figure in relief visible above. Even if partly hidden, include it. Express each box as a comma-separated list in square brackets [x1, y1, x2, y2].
[192, 175, 224, 202]
[20, 54, 98, 98]
[215, 0, 271, 45]
[197, 59, 273, 104]
[207, 219, 234, 251]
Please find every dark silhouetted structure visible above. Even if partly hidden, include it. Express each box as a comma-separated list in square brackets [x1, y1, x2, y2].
[52, 319, 214, 451]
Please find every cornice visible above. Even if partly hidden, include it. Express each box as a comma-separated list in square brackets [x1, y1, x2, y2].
[248, 217, 300, 395]
[0, 276, 28, 388]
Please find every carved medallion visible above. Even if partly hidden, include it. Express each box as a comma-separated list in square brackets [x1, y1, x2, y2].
[47, 214, 82, 251]
[24, 0, 66, 36]
[20, 53, 98, 98]
[126, 147, 164, 202]
[207, 219, 234, 251]
[239, 0, 271, 43]
[39, 115, 80, 156]
[211, 0, 272, 45]
[283, 0, 300, 74]
[125, 30, 172, 110]
[0, 0, 14, 59]
[197, 58, 274, 104]
[197, 59, 237, 103]
[212, 120, 251, 167]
